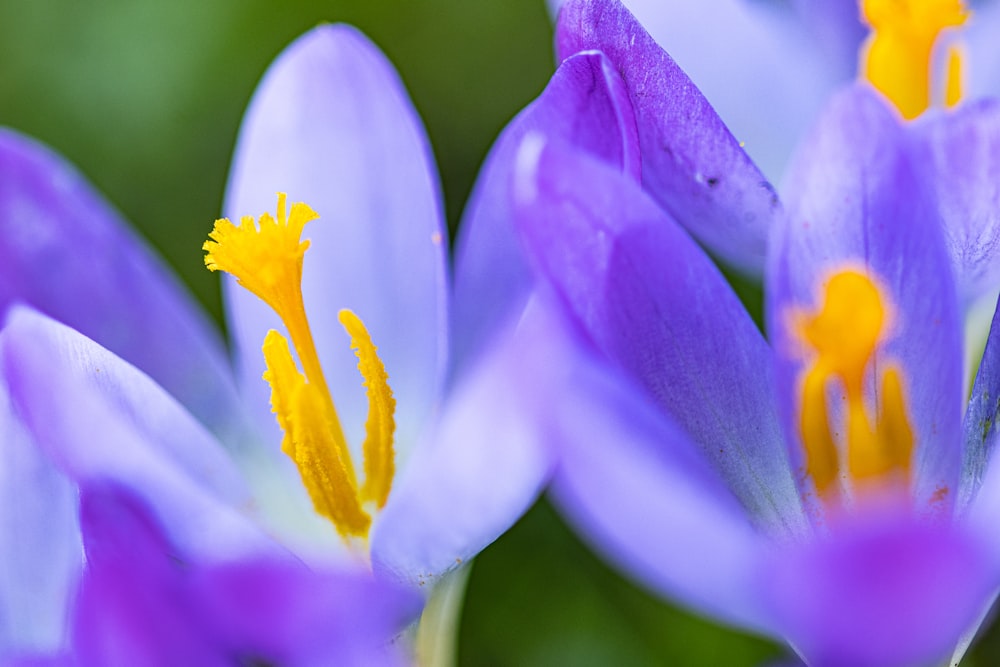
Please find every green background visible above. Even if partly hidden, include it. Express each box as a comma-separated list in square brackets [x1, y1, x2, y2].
[2, 1, 998, 664]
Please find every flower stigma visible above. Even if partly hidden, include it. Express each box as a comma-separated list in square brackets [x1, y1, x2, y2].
[204, 193, 396, 543]
[860, 0, 969, 119]
[795, 270, 914, 504]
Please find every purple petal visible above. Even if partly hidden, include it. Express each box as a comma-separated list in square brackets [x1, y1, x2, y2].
[196, 561, 418, 667]
[787, 0, 867, 81]
[966, 1, 1000, 101]
[223, 25, 448, 455]
[76, 483, 419, 667]
[0, 384, 80, 658]
[609, 0, 857, 184]
[452, 51, 639, 372]
[372, 301, 558, 588]
[0, 308, 279, 562]
[74, 483, 220, 667]
[548, 0, 862, 181]
[556, 0, 785, 274]
[545, 313, 774, 632]
[0, 129, 247, 445]
[962, 295, 1000, 508]
[761, 512, 998, 667]
[911, 100, 1000, 304]
[770, 86, 964, 509]
[513, 135, 805, 533]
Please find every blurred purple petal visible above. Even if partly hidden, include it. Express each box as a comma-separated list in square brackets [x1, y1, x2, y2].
[0, 384, 80, 658]
[513, 135, 804, 533]
[372, 301, 558, 587]
[452, 50, 639, 371]
[556, 0, 783, 274]
[912, 100, 1000, 304]
[0, 129, 246, 445]
[762, 512, 997, 667]
[224, 25, 448, 453]
[0, 308, 277, 562]
[771, 86, 963, 508]
[76, 483, 419, 667]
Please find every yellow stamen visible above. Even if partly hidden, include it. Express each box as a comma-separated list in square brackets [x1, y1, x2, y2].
[796, 270, 914, 500]
[262, 330, 370, 537]
[340, 309, 396, 509]
[860, 0, 969, 119]
[204, 194, 397, 541]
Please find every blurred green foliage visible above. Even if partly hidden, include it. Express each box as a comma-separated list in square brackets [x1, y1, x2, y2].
[6, 1, 1000, 665]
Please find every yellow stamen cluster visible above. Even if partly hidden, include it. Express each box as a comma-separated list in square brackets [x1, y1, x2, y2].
[204, 194, 396, 541]
[861, 0, 969, 119]
[796, 270, 914, 500]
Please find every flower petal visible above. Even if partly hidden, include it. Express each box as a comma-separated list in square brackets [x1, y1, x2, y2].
[962, 295, 1000, 508]
[770, 86, 964, 508]
[76, 482, 419, 667]
[555, 0, 787, 274]
[0, 384, 80, 658]
[761, 512, 998, 667]
[371, 301, 558, 588]
[0, 307, 279, 562]
[513, 135, 805, 534]
[0, 128, 247, 445]
[452, 50, 639, 372]
[223, 25, 448, 455]
[624, 0, 856, 182]
[911, 100, 1000, 304]
[544, 316, 774, 632]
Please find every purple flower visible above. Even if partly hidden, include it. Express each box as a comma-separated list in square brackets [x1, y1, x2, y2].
[0, 23, 548, 658]
[498, 1, 1000, 665]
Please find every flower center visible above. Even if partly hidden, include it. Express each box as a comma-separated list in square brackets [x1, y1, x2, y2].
[204, 193, 396, 542]
[860, 0, 969, 119]
[796, 270, 914, 501]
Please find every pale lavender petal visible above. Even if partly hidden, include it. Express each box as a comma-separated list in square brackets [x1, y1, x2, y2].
[0, 128, 247, 445]
[0, 384, 80, 658]
[911, 100, 1000, 304]
[788, 0, 866, 80]
[770, 86, 963, 508]
[513, 135, 805, 534]
[452, 50, 639, 372]
[0, 308, 279, 562]
[372, 301, 558, 588]
[762, 513, 998, 667]
[546, 316, 774, 632]
[223, 25, 448, 456]
[966, 1, 1000, 100]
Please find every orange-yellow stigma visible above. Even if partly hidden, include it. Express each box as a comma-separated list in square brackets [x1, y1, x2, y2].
[204, 193, 396, 542]
[860, 0, 969, 119]
[796, 270, 914, 501]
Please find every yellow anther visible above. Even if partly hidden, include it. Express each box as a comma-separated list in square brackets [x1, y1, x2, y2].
[795, 270, 914, 500]
[860, 0, 969, 119]
[340, 309, 396, 509]
[263, 330, 370, 538]
[204, 194, 397, 542]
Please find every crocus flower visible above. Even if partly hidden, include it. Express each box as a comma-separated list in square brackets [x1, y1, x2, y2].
[549, 0, 1000, 186]
[551, 0, 1000, 286]
[0, 22, 548, 658]
[498, 2, 1000, 666]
